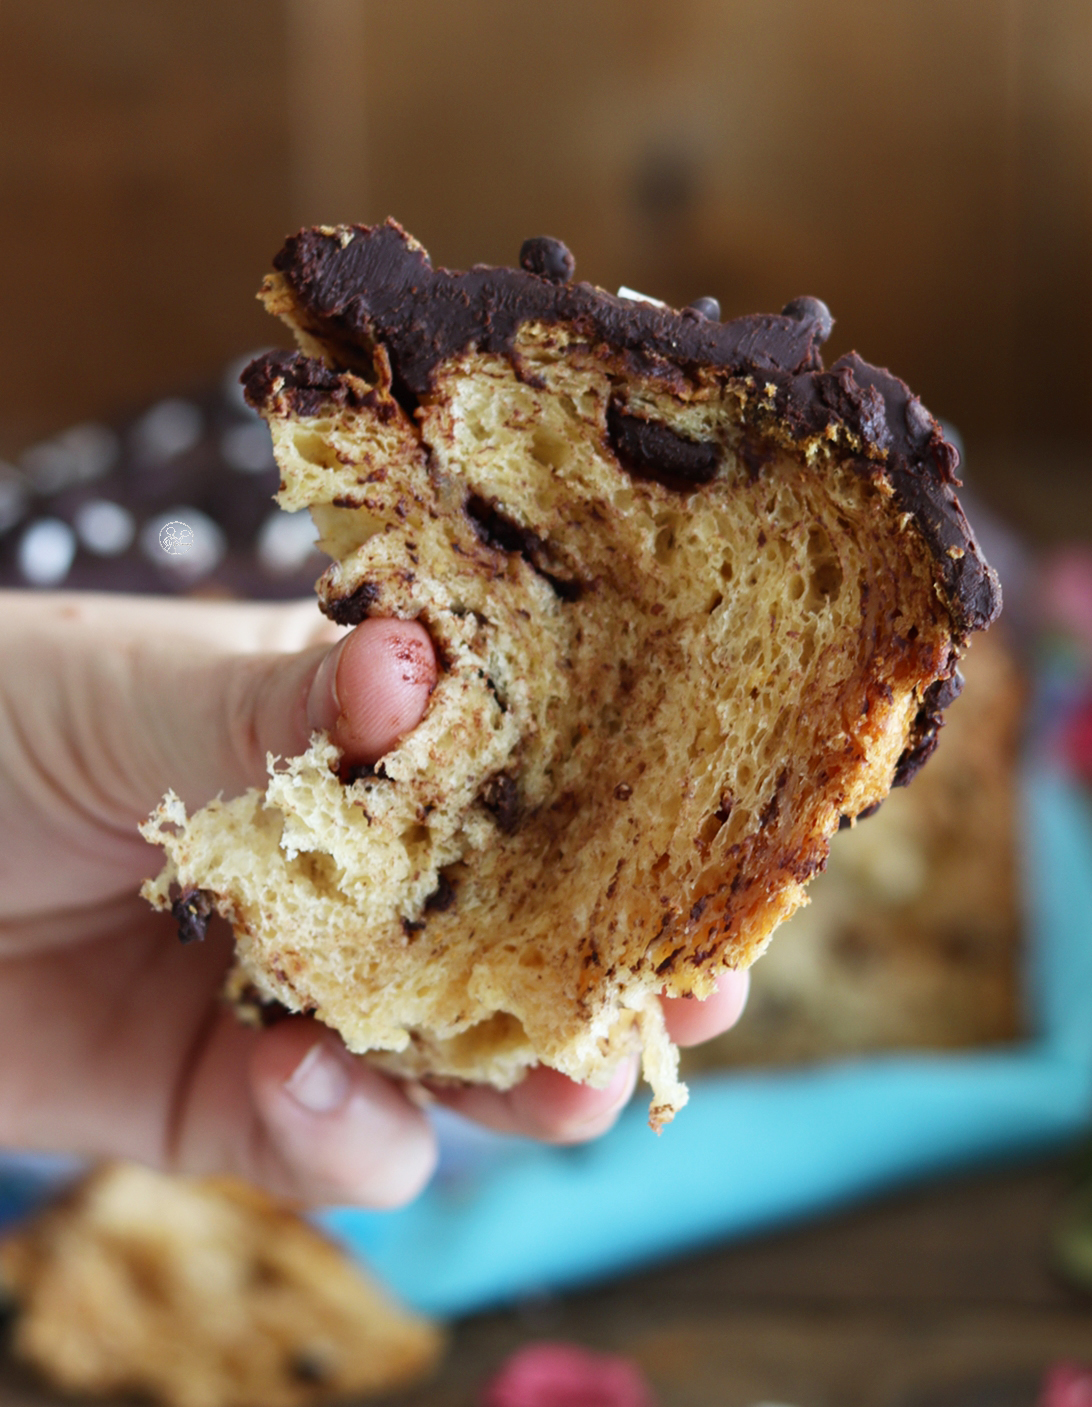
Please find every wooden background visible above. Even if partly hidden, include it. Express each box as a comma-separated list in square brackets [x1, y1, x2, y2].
[1, 0, 1090, 539]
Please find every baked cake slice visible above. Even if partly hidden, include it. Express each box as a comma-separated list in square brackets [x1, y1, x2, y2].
[141, 222, 1001, 1128]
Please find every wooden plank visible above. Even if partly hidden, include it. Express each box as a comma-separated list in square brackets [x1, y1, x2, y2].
[0, 1, 292, 451]
[283, 0, 369, 228]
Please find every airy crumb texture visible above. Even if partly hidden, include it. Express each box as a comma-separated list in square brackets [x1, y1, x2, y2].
[140, 222, 1000, 1127]
[0, 1163, 443, 1407]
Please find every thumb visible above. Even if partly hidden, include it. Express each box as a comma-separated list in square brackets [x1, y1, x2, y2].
[0, 595, 436, 911]
[141, 610, 437, 805]
[305, 616, 438, 770]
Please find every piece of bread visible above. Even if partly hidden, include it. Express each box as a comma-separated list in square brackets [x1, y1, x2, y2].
[683, 627, 1024, 1069]
[0, 1162, 443, 1407]
[140, 222, 1001, 1127]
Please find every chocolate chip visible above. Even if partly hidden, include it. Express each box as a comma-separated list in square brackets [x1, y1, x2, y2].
[466, 494, 541, 558]
[290, 1351, 331, 1385]
[232, 983, 293, 1026]
[325, 580, 381, 625]
[519, 237, 575, 284]
[688, 296, 720, 321]
[466, 493, 583, 601]
[607, 404, 720, 490]
[481, 774, 520, 833]
[425, 873, 457, 912]
[171, 887, 215, 944]
[781, 296, 834, 344]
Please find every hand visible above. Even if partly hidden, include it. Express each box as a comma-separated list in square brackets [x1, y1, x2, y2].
[0, 592, 747, 1209]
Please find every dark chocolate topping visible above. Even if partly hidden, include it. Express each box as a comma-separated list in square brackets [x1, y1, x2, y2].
[270, 221, 828, 395]
[263, 220, 1001, 637]
[892, 666, 966, 788]
[519, 236, 575, 284]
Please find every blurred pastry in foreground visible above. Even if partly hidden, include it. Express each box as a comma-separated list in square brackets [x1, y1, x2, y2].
[141, 222, 1000, 1129]
[687, 628, 1025, 1069]
[0, 1162, 443, 1407]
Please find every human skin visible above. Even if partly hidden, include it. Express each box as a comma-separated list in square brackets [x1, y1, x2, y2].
[0, 593, 748, 1207]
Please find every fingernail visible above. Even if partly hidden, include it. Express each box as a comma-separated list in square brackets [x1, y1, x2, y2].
[285, 1039, 351, 1114]
[306, 635, 349, 735]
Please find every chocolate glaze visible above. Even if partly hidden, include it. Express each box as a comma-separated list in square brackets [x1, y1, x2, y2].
[260, 219, 1000, 639]
[892, 666, 966, 788]
[245, 349, 367, 416]
[270, 221, 827, 395]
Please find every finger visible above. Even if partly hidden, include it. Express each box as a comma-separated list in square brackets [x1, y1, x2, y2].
[307, 617, 437, 766]
[426, 1058, 639, 1144]
[661, 969, 750, 1047]
[0, 908, 435, 1208]
[173, 1014, 438, 1208]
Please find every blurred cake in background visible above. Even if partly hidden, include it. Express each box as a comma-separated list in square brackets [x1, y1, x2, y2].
[0, 355, 325, 600]
[686, 627, 1026, 1070]
[0, 1162, 443, 1407]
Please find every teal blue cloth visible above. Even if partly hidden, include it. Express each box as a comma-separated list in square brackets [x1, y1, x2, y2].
[321, 768, 1092, 1315]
